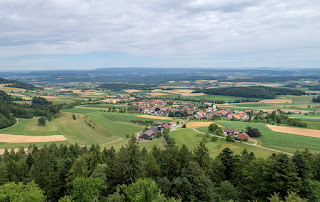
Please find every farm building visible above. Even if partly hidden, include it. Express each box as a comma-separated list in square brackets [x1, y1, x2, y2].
[139, 126, 158, 140]
[223, 128, 239, 136]
[237, 132, 250, 140]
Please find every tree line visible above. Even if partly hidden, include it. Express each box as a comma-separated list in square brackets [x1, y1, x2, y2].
[0, 77, 40, 90]
[0, 137, 319, 201]
[195, 86, 304, 99]
[0, 91, 73, 129]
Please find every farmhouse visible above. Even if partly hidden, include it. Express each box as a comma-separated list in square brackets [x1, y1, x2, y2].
[223, 128, 239, 136]
[139, 126, 158, 140]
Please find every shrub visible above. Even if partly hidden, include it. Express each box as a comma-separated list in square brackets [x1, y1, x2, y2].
[38, 117, 46, 126]
[211, 136, 218, 142]
[247, 128, 262, 137]
[226, 135, 234, 142]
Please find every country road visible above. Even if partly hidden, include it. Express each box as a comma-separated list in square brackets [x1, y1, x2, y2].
[191, 127, 293, 156]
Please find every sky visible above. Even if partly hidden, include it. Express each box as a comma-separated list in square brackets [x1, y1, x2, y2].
[0, 0, 320, 71]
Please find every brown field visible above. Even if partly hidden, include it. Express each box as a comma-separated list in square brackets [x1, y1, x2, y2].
[259, 84, 283, 87]
[186, 122, 222, 128]
[260, 99, 293, 103]
[266, 125, 320, 138]
[220, 144, 239, 150]
[162, 89, 206, 97]
[42, 96, 62, 101]
[101, 99, 121, 103]
[0, 134, 67, 143]
[147, 93, 167, 96]
[137, 115, 173, 120]
[125, 89, 142, 93]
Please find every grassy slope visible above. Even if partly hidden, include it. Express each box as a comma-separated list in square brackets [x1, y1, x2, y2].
[0, 112, 145, 148]
[170, 128, 275, 158]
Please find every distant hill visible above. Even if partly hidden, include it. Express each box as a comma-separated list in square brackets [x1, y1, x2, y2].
[0, 77, 40, 90]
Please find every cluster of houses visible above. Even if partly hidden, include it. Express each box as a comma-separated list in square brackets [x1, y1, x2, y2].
[139, 121, 177, 140]
[133, 99, 266, 120]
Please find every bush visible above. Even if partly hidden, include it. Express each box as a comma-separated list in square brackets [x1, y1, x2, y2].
[211, 136, 218, 142]
[247, 128, 262, 137]
[182, 124, 186, 128]
[226, 135, 234, 142]
[38, 117, 46, 126]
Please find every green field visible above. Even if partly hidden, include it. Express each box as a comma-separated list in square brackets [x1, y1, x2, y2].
[0, 110, 169, 151]
[170, 128, 275, 158]
[216, 121, 320, 153]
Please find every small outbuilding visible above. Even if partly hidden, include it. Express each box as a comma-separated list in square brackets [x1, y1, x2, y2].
[237, 132, 250, 140]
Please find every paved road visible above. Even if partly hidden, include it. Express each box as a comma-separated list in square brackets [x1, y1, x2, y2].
[191, 127, 293, 156]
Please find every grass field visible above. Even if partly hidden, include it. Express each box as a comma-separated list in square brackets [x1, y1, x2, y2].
[0, 110, 170, 151]
[0, 112, 146, 148]
[170, 128, 275, 158]
[216, 121, 320, 153]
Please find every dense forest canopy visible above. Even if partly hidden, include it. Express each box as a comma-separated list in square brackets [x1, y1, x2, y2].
[0, 77, 39, 90]
[0, 138, 319, 201]
[196, 86, 304, 99]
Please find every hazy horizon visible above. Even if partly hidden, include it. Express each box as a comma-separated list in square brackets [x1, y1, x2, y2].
[1, 0, 319, 71]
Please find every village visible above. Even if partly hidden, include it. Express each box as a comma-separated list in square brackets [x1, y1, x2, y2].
[132, 99, 273, 121]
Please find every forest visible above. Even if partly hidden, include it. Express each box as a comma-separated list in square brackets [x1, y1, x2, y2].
[0, 91, 70, 129]
[0, 77, 39, 90]
[0, 137, 319, 201]
[196, 86, 304, 99]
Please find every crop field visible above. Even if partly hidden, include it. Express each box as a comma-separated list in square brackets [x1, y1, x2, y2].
[82, 104, 129, 108]
[186, 122, 222, 128]
[266, 124, 320, 138]
[170, 128, 275, 158]
[216, 121, 320, 153]
[137, 115, 173, 120]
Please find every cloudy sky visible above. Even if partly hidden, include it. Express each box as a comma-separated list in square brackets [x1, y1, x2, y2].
[0, 0, 320, 71]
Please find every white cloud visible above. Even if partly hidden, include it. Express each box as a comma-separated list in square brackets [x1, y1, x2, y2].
[0, 0, 319, 68]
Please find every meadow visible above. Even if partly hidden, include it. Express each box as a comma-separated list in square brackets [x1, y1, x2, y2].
[0, 109, 171, 151]
[215, 121, 320, 153]
[170, 128, 275, 158]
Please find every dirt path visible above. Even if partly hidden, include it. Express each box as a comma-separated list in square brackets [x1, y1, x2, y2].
[0, 118, 19, 132]
[101, 138, 125, 146]
[191, 128, 293, 155]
